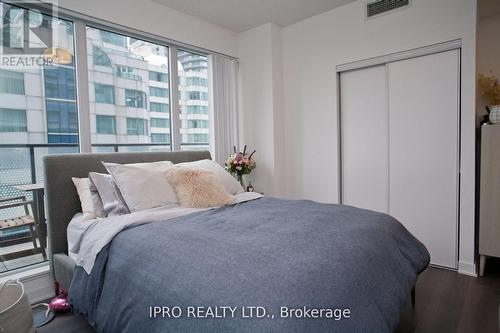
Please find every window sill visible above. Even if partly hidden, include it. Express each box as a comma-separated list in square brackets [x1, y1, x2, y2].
[0, 262, 49, 280]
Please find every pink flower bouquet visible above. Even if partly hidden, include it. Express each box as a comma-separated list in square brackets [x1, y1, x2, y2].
[225, 145, 256, 186]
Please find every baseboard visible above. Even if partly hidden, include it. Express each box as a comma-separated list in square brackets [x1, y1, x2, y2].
[458, 260, 477, 277]
[23, 270, 55, 304]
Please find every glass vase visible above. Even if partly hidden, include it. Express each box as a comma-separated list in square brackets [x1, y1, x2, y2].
[237, 174, 244, 188]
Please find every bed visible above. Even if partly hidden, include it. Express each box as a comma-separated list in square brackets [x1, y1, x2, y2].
[43, 150, 429, 333]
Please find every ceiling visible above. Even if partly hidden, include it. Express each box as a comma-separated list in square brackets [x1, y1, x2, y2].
[152, 0, 357, 33]
[478, 0, 500, 19]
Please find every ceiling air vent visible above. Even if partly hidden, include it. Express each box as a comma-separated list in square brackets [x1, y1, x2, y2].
[366, 0, 410, 18]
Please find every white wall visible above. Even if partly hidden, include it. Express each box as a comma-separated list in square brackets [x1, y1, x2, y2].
[238, 0, 477, 275]
[477, 13, 500, 116]
[56, 0, 238, 57]
[238, 23, 284, 196]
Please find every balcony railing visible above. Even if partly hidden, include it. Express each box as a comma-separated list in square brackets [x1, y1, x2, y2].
[0, 142, 208, 273]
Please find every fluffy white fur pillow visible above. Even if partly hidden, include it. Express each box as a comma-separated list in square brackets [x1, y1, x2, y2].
[166, 167, 235, 208]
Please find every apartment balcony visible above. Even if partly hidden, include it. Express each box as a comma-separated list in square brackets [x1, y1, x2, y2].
[0, 142, 208, 274]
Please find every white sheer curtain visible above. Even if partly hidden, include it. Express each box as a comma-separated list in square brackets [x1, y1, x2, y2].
[208, 54, 240, 165]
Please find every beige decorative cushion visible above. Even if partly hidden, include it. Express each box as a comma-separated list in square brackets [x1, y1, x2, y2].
[166, 167, 235, 208]
[72, 177, 98, 220]
[176, 159, 244, 195]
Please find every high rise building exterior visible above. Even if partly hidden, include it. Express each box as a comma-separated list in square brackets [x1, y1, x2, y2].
[0, 26, 209, 149]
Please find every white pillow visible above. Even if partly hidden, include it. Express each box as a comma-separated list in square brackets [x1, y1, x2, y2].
[176, 159, 244, 195]
[103, 160, 177, 212]
[72, 177, 103, 220]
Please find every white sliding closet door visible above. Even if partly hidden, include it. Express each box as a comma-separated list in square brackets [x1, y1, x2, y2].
[340, 65, 388, 213]
[387, 50, 459, 269]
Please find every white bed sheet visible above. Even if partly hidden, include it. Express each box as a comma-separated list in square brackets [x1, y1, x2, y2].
[67, 192, 263, 273]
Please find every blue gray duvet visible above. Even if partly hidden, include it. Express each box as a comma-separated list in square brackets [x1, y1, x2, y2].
[69, 197, 429, 333]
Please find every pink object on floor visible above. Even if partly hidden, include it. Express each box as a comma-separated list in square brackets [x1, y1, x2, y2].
[48, 290, 71, 312]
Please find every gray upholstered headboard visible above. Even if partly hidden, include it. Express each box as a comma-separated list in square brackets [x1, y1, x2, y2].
[43, 150, 211, 262]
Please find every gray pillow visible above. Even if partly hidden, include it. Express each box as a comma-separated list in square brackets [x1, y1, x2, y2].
[88, 179, 106, 218]
[88, 172, 129, 216]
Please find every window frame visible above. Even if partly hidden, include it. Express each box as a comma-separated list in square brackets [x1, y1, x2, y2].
[126, 117, 148, 136]
[13, 2, 219, 153]
[0, 108, 27, 132]
[94, 83, 115, 104]
[96, 115, 116, 134]
[149, 86, 169, 98]
[0, 69, 25, 95]
[125, 89, 147, 109]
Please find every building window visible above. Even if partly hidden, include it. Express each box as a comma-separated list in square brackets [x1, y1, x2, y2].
[116, 65, 141, 81]
[150, 102, 168, 113]
[92, 46, 112, 67]
[96, 115, 116, 134]
[44, 67, 76, 100]
[149, 71, 168, 82]
[95, 84, 115, 104]
[150, 118, 168, 128]
[151, 133, 169, 143]
[186, 105, 208, 114]
[150, 87, 169, 97]
[188, 120, 208, 128]
[125, 89, 147, 108]
[186, 77, 208, 86]
[46, 100, 78, 134]
[48, 134, 78, 143]
[0, 108, 27, 132]
[100, 30, 127, 47]
[187, 91, 208, 100]
[0, 70, 24, 94]
[127, 117, 148, 135]
[187, 133, 209, 143]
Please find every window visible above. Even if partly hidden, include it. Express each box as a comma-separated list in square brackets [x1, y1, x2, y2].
[186, 105, 208, 114]
[150, 87, 169, 97]
[116, 65, 141, 81]
[96, 115, 116, 134]
[186, 77, 208, 86]
[149, 71, 168, 82]
[151, 133, 169, 143]
[187, 91, 208, 100]
[127, 118, 148, 135]
[0, 4, 218, 272]
[44, 67, 76, 100]
[188, 120, 208, 128]
[0, 108, 27, 132]
[125, 89, 147, 108]
[46, 100, 78, 141]
[178, 50, 209, 149]
[100, 30, 127, 47]
[95, 84, 115, 104]
[92, 46, 112, 67]
[0, 70, 25, 94]
[87, 27, 173, 151]
[150, 102, 169, 113]
[150, 118, 168, 128]
[187, 133, 209, 143]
